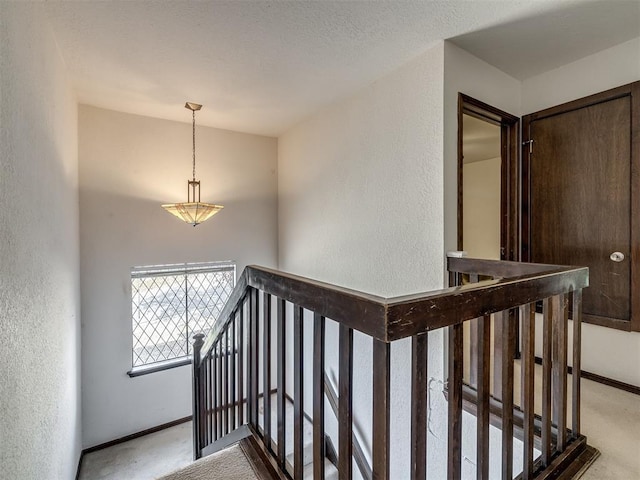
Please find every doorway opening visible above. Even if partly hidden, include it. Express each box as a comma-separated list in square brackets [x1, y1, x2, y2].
[457, 94, 519, 261]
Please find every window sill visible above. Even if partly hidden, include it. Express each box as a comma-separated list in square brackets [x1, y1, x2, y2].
[127, 357, 192, 377]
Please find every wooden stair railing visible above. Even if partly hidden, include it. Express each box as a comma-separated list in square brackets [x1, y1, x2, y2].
[192, 257, 594, 480]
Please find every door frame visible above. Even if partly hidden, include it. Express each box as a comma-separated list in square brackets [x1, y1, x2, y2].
[521, 82, 640, 332]
[457, 93, 520, 261]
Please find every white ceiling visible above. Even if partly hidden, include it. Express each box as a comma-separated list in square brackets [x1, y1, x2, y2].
[44, 0, 640, 136]
[451, 0, 640, 80]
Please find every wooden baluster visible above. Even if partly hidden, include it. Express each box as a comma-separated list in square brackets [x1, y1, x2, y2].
[263, 293, 272, 450]
[192, 333, 204, 460]
[449, 271, 463, 288]
[277, 298, 287, 469]
[224, 327, 230, 435]
[231, 312, 237, 431]
[205, 355, 210, 445]
[373, 339, 391, 480]
[493, 316, 503, 401]
[541, 297, 553, 465]
[521, 304, 535, 480]
[411, 333, 428, 480]
[217, 341, 223, 439]
[202, 353, 207, 447]
[212, 345, 217, 441]
[313, 314, 326, 480]
[476, 315, 490, 480]
[249, 288, 260, 430]
[293, 305, 304, 480]
[339, 324, 353, 480]
[468, 274, 479, 389]
[572, 289, 582, 438]
[247, 295, 254, 427]
[553, 294, 568, 451]
[249, 288, 259, 427]
[501, 309, 515, 480]
[238, 304, 245, 426]
[447, 323, 463, 480]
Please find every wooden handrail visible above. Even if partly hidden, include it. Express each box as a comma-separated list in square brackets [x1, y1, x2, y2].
[202, 260, 588, 356]
[193, 257, 593, 480]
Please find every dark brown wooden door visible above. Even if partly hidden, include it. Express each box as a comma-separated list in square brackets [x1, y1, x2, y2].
[523, 83, 639, 330]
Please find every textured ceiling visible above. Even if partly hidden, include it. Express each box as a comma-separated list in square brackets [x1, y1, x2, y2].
[44, 1, 640, 136]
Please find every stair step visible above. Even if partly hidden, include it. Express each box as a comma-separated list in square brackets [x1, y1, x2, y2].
[257, 394, 315, 468]
[303, 458, 339, 480]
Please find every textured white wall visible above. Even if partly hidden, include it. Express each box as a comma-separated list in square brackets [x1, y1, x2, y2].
[443, 42, 522, 253]
[522, 37, 640, 387]
[278, 43, 445, 479]
[0, 4, 81, 479]
[79, 106, 278, 447]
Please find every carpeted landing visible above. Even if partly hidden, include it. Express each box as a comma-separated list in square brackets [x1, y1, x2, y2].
[157, 443, 260, 480]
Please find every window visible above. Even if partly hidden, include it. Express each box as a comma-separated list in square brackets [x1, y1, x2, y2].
[129, 261, 235, 374]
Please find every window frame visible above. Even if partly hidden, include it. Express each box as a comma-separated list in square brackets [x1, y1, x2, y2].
[127, 260, 236, 377]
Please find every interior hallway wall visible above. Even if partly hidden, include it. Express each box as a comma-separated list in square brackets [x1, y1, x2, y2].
[443, 41, 522, 254]
[0, 4, 81, 478]
[278, 43, 445, 479]
[79, 106, 278, 447]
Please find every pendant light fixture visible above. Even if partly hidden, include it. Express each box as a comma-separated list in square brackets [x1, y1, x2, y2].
[162, 102, 223, 226]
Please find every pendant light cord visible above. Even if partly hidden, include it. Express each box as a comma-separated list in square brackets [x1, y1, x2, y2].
[192, 109, 196, 181]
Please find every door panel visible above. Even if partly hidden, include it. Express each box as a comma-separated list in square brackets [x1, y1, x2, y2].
[527, 95, 632, 323]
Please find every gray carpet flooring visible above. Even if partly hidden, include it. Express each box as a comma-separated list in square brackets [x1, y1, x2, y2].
[156, 444, 259, 480]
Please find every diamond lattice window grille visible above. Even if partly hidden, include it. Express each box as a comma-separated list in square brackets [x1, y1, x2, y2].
[131, 261, 236, 368]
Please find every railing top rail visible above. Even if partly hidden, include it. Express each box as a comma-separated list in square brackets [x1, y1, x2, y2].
[201, 259, 588, 356]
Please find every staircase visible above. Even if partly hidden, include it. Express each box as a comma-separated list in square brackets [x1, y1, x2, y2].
[184, 256, 597, 479]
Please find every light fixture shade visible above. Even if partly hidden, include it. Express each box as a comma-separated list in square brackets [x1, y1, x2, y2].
[161, 202, 224, 226]
[163, 102, 223, 226]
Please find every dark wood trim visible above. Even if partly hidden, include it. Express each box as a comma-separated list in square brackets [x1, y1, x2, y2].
[457, 93, 520, 262]
[386, 266, 588, 340]
[82, 415, 192, 454]
[240, 425, 290, 480]
[533, 356, 640, 396]
[541, 298, 553, 465]
[525, 84, 634, 123]
[263, 292, 272, 449]
[202, 260, 587, 348]
[522, 81, 640, 332]
[293, 305, 304, 480]
[526, 435, 588, 480]
[373, 339, 390, 480]
[501, 310, 515, 480]
[521, 304, 535, 480]
[276, 297, 286, 469]
[476, 315, 491, 480]
[410, 334, 428, 480]
[571, 291, 582, 437]
[538, 444, 600, 480]
[630, 81, 640, 333]
[447, 323, 463, 480]
[313, 314, 326, 480]
[338, 324, 354, 480]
